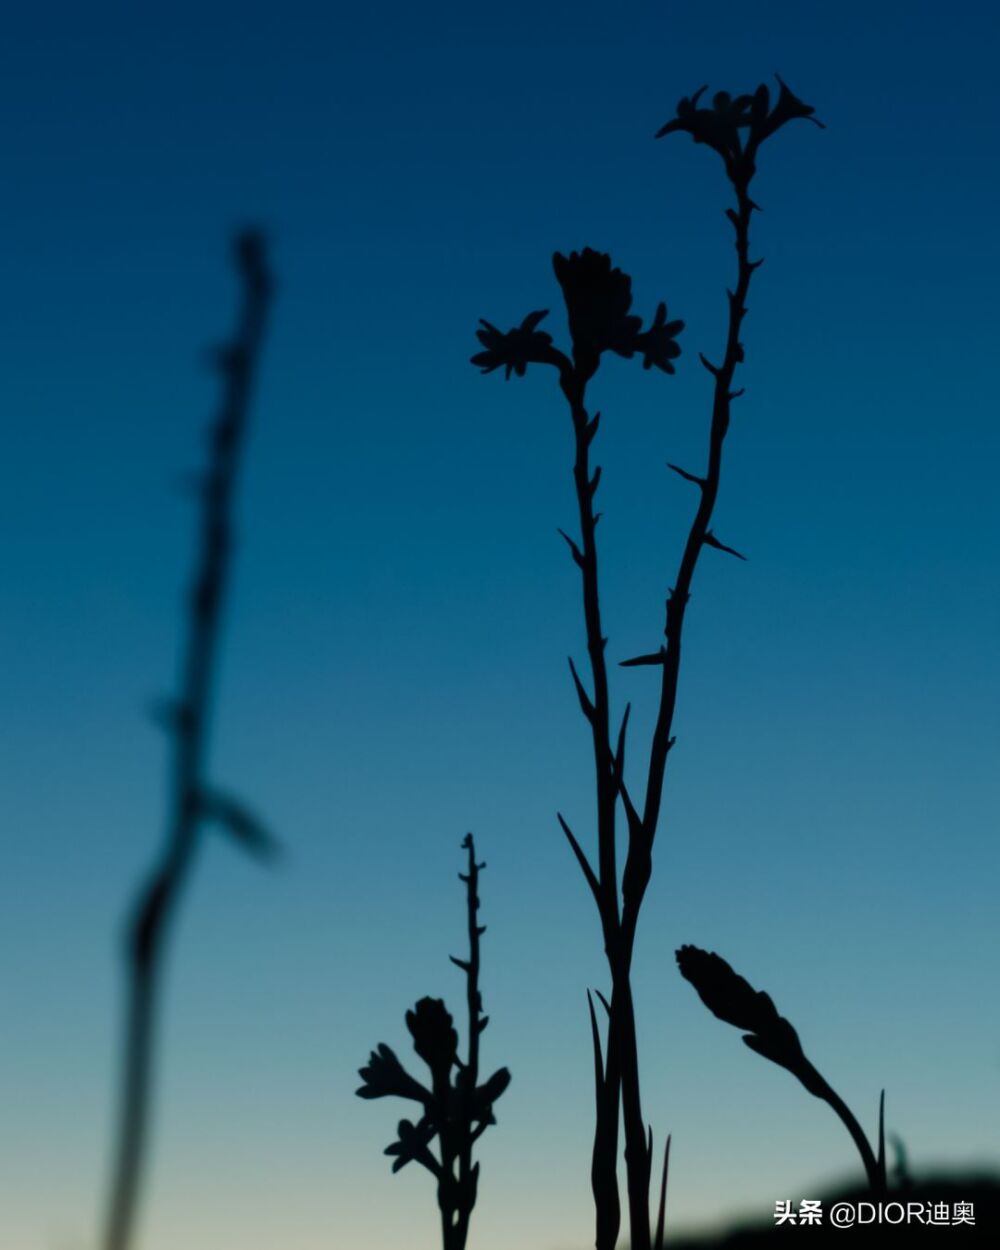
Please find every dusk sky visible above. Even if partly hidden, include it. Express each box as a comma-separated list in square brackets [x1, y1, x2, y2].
[1, 2, 998, 1248]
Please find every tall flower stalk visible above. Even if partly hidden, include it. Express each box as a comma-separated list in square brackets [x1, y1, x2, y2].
[102, 231, 276, 1250]
[472, 78, 820, 1250]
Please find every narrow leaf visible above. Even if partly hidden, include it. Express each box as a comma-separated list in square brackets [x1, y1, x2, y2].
[620, 650, 667, 668]
[877, 1090, 886, 1192]
[557, 813, 601, 906]
[587, 990, 604, 1115]
[667, 462, 705, 488]
[703, 531, 748, 561]
[198, 789, 280, 862]
[568, 656, 596, 719]
[557, 527, 585, 567]
[653, 1133, 671, 1250]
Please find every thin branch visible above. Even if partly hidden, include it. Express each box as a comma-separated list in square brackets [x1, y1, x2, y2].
[555, 359, 625, 1250]
[622, 181, 761, 949]
[557, 371, 619, 930]
[667, 462, 706, 489]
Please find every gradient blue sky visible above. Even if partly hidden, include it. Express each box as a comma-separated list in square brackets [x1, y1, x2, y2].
[1, 2, 998, 1247]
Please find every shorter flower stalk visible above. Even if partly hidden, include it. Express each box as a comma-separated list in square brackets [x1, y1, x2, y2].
[357, 835, 509, 1250]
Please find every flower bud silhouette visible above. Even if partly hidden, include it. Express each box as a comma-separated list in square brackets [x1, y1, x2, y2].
[676, 944, 884, 1193]
[406, 997, 459, 1084]
[637, 302, 684, 373]
[656, 77, 823, 188]
[676, 944, 812, 1084]
[471, 310, 554, 378]
[385, 1116, 439, 1175]
[357, 1042, 432, 1104]
[552, 248, 643, 366]
[472, 1066, 511, 1124]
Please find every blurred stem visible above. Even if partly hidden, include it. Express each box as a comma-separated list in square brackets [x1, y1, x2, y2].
[101, 234, 272, 1250]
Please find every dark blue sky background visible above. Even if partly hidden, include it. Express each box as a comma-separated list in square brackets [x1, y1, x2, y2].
[1, 3, 998, 1248]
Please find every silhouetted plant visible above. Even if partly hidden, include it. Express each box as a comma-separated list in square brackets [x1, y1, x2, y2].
[357, 834, 510, 1250]
[102, 231, 276, 1250]
[472, 77, 820, 1250]
[677, 945, 886, 1194]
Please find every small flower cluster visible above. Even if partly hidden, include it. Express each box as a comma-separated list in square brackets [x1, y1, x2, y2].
[472, 310, 554, 380]
[472, 248, 683, 384]
[357, 995, 511, 1174]
[656, 77, 823, 186]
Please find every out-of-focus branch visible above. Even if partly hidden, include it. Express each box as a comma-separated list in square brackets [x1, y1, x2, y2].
[102, 231, 274, 1250]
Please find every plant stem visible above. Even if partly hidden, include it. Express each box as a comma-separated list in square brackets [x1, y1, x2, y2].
[454, 833, 484, 1250]
[622, 184, 756, 953]
[559, 184, 759, 1250]
[801, 1062, 882, 1194]
[824, 1087, 882, 1194]
[557, 365, 627, 1250]
[102, 233, 272, 1250]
